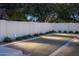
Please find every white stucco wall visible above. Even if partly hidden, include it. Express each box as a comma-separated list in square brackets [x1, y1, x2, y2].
[0, 20, 79, 42]
[51, 23, 79, 32]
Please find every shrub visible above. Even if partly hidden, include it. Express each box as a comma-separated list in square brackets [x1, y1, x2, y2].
[15, 34, 40, 41]
[51, 30, 56, 33]
[69, 31, 73, 33]
[3, 37, 12, 43]
[75, 31, 79, 34]
[21, 35, 28, 39]
[45, 31, 51, 34]
[27, 35, 32, 37]
[58, 30, 62, 33]
[15, 35, 30, 40]
[43, 30, 55, 34]
[39, 33, 45, 35]
[15, 36, 23, 40]
[33, 34, 39, 37]
[63, 31, 67, 33]
[50, 30, 56, 33]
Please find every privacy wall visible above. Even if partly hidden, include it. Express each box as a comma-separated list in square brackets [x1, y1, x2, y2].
[0, 20, 79, 42]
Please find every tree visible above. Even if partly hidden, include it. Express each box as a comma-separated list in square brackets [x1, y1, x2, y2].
[0, 3, 79, 22]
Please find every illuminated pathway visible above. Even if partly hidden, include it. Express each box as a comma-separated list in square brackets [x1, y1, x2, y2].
[50, 38, 79, 56]
[5, 33, 79, 56]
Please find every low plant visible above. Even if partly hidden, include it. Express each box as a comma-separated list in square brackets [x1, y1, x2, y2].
[39, 33, 45, 35]
[22, 35, 29, 38]
[15, 36, 23, 40]
[54, 31, 56, 33]
[75, 31, 79, 34]
[34, 34, 39, 36]
[27, 35, 32, 37]
[63, 31, 67, 33]
[50, 30, 56, 33]
[15, 35, 29, 40]
[58, 30, 62, 33]
[69, 31, 73, 33]
[45, 31, 52, 34]
[3, 37, 13, 43]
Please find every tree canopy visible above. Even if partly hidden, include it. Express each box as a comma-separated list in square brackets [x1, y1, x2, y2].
[0, 3, 79, 23]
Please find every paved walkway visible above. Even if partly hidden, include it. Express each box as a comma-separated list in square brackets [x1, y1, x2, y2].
[53, 38, 79, 56]
[2, 33, 79, 56]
